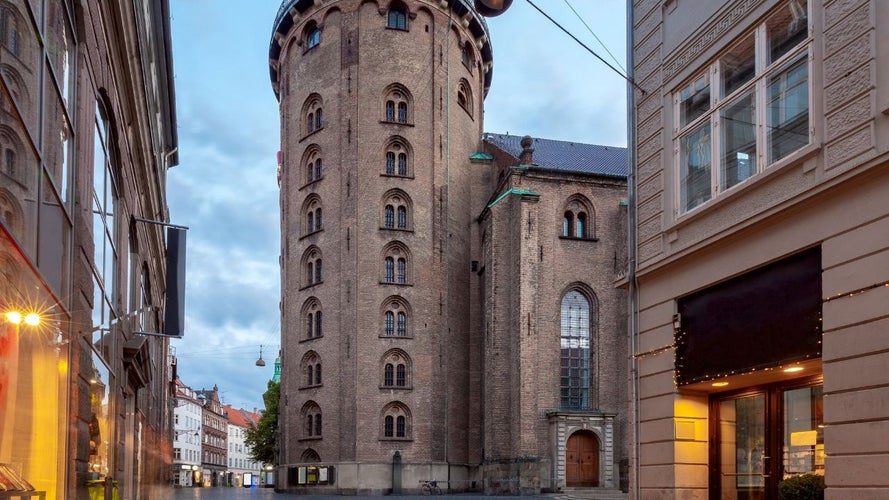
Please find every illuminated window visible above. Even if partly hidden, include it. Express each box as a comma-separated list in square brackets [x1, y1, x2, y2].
[560, 288, 597, 410]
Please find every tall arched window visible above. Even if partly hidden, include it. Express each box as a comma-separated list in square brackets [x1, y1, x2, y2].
[381, 402, 410, 439]
[384, 257, 395, 283]
[301, 402, 322, 438]
[302, 95, 323, 136]
[397, 311, 406, 336]
[382, 84, 413, 124]
[385, 311, 395, 336]
[385, 205, 395, 228]
[560, 290, 594, 410]
[381, 297, 411, 338]
[396, 258, 406, 283]
[303, 298, 321, 339]
[383, 137, 412, 177]
[305, 22, 321, 49]
[384, 364, 394, 386]
[303, 247, 322, 287]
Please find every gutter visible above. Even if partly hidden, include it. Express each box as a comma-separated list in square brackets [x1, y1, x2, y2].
[626, 1, 640, 498]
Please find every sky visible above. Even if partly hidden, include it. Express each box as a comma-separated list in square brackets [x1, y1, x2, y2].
[166, 0, 628, 412]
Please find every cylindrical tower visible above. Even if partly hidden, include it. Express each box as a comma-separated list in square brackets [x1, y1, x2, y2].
[269, 0, 493, 493]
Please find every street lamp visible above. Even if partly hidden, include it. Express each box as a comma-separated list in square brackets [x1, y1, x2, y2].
[474, 0, 512, 17]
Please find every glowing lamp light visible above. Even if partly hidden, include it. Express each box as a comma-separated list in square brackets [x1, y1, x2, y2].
[712, 381, 729, 387]
[24, 312, 41, 326]
[5, 311, 23, 324]
[784, 366, 804, 373]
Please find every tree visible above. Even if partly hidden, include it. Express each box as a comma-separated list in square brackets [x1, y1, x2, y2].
[245, 380, 279, 464]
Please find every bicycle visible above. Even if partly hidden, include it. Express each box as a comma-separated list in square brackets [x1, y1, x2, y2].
[420, 479, 442, 495]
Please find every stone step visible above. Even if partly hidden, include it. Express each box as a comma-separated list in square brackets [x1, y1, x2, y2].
[545, 487, 628, 500]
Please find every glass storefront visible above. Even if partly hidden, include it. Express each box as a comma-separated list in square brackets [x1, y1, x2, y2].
[0, 228, 69, 498]
[712, 381, 824, 500]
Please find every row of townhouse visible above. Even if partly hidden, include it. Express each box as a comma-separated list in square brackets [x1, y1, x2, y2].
[172, 378, 266, 487]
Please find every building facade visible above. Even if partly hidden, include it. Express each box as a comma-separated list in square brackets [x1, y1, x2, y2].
[629, 0, 889, 498]
[197, 385, 228, 486]
[225, 406, 263, 487]
[173, 379, 204, 487]
[1, 0, 178, 498]
[268, 1, 629, 494]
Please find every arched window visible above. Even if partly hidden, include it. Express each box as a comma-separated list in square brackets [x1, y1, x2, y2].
[303, 298, 321, 339]
[302, 95, 323, 136]
[563, 212, 574, 237]
[385, 311, 395, 336]
[303, 146, 322, 184]
[382, 84, 413, 124]
[381, 402, 410, 439]
[385, 205, 395, 228]
[0, 5, 21, 56]
[384, 257, 395, 283]
[397, 153, 407, 176]
[301, 402, 322, 438]
[381, 190, 412, 231]
[386, 152, 396, 175]
[562, 196, 596, 239]
[396, 258, 406, 283]
[457, 79, 473, 116]
[397, 312, 406, 336]
[387, 4, 407, 30]
[303, 247, 322, 287]
[560, 289, 595, 410]
[305, 23, 321, 49]
[307, 356, 323, 384]
[380, 350, 411, 389]
[397, 206, 406, 229]
[302, 193, 322, 235]
[382, 242, 410, 284]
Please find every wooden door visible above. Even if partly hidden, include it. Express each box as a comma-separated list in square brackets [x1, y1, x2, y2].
[566, 430, 599, 487]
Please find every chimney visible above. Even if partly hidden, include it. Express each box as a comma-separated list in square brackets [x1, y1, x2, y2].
[519, 135, 534, 165]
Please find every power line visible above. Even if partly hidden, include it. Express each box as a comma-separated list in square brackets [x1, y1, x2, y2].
[524, 0, 645, 94]
[562, 0, 626, 74]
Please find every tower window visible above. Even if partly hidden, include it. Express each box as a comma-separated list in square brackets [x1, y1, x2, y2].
[387, 5, 407, 30]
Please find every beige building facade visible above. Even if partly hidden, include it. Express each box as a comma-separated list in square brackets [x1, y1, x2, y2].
[630, 0, 889, 499]
[268, 0, 629, 494]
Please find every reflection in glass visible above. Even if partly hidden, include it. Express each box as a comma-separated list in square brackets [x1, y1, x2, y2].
[679, 75, 710, 127]
[768, 55, 809, 164]
[767, 0, 808, 64]
[680, 123, 711, 212]
[0, 227, 69, 499]
[782, 386, 823, 477]
[560, 291, 591, 410]
[719, 394, 765, 500]
[721, 35, 755, 98]
[721, 91, 757, 191]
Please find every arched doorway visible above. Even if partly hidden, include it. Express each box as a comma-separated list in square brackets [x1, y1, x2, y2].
[566, 430, 599, 487]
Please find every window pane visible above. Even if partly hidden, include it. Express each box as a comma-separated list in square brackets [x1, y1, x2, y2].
[398, 153, 406, 176]
[767, 55, 808, 164]
[679, 75, 710, 127]
[782, 386, 824, 475]
[386, 152, 395, 175]
[385, 311, 394, 336]
[397, 206, 406, 228]
[721, 35, 755, 97]
[720, 90, 757, 190]
[680, 123, 712, 212]
[767, 0, 808, 64]
[397, 312, 406, 336]
[386, 101, 395, 121]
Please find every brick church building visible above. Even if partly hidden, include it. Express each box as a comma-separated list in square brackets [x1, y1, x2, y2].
[267, 0, 629, 494]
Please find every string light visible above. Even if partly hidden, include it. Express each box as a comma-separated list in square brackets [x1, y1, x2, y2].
[823, 280, 889, 302]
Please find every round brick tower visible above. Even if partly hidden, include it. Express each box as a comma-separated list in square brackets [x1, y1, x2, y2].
[268, 0, 494, 493]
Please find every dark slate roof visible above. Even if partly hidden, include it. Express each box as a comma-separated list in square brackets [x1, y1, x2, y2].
[483, 133, 628, 179]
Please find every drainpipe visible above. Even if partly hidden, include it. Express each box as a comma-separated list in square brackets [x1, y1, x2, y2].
[626, 0, 640, 498]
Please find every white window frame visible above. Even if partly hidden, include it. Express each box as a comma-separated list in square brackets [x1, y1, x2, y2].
[673, 1, 813, 215]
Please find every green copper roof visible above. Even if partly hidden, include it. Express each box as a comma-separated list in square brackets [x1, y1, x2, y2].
[487, 188, 540, 209]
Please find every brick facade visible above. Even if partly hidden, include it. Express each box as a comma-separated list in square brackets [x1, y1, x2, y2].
[270, 0, 628, 494]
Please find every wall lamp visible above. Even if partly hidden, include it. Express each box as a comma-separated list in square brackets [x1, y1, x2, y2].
[672, 313, 682, 332]
[474, 0, 513, 17]
[4, 310, 41, 326]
